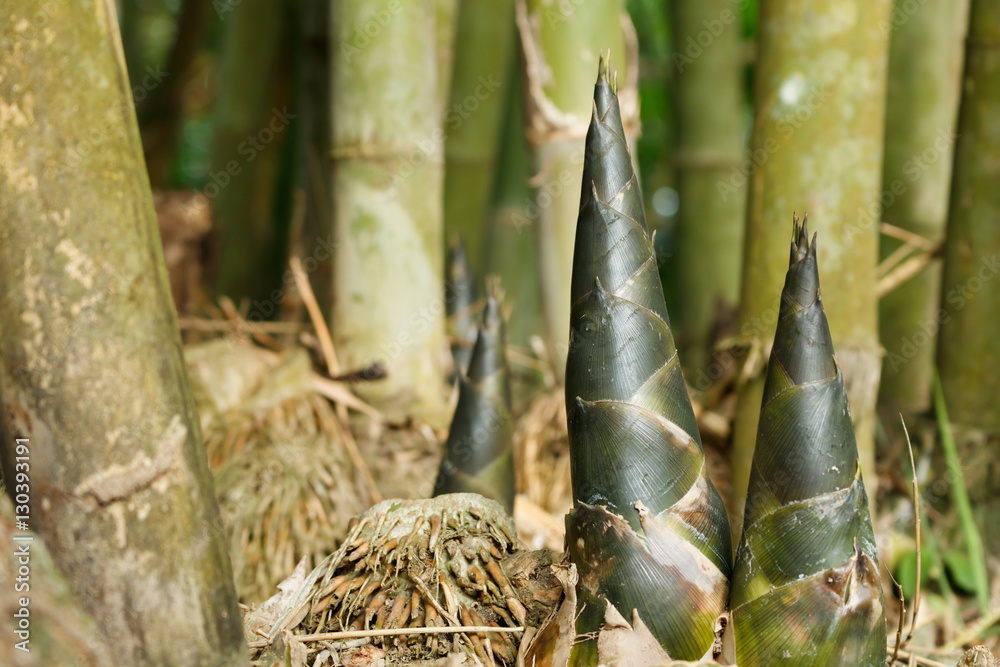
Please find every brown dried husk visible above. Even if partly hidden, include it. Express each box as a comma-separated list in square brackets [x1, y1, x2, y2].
[247, 494, 559, 666]
[514, 389, 572, 517]
[187, 339, 368, 602]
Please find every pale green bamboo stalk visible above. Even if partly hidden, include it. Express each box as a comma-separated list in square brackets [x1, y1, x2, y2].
[730, 0, 893, 537]
[669, 0, 747, 373]
[878, 0, 968, 414]
[330, 0, 451, 423]
[935, 0, 1000, 554]
[486, 55, 543, 352]
[516, 0, 629, 381]
[443, 0, 516, 271]
[0, 2, 245, 661]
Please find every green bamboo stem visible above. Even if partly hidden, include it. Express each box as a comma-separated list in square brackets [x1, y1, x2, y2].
[0, 3, 245, 662]
[212, 0, 291, 305]
[516, 0, 629, 381]
[486, 50, 542, 351]
[443, 0, 516, 271]
[138, 0, 213, 187]
[935, 0, 1000, 554]
[936, 0, 1000, 434]
[330, 0, 451, 423]
[878, 0, 968, 414]
[668, 0, 747, 373]
[730, 0, 893, 537]
[446, 238, 477, 376]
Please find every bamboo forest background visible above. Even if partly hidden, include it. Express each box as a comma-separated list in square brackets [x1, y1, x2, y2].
[2, 0, 999, 663]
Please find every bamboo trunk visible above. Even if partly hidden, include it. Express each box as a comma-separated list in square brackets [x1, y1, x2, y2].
[936, 0, 1000, 550]
[486, 50, 542, 352]
[138, 0, 213, 187]
[730, 0, 892, 535]
[516, 0, 630, 381]
[443, 0, 516, 272]
[668, 0, 747, 373]
[878, 0, 968, 414]
[212, 0, 291, 305]
[0, 3, 245, 663]
[291, 0, 333, 322]
[330, 0, 451, 422]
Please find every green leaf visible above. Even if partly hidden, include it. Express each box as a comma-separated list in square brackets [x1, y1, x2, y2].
[944, 549, 979, 595]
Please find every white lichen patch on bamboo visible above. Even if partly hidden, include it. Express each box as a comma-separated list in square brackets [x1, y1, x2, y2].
[0, 75, 39, 194]
[56, 238, 98, 289]
[73, 415, 187, 506]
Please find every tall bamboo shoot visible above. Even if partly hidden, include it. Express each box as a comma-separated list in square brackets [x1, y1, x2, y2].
[731, 219, 886, 667]
[564, 58, 731, 663]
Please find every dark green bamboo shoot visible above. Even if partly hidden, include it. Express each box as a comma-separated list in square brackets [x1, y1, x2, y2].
[731, 219, 886, 666]
[435, 287, 515, 512]
[564, 58, 731, 663]
[446, 238, 478, 377]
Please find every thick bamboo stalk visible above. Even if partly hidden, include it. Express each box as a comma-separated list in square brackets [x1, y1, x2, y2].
[212, 0, 291, 305]
[730, 0, 892, 535]
[668, 0, 747, 373]
[330, 0, 451, 422]
[485, 53, 542, 351]
[0, 3, 245, 663]
[443, 0, 516, 271]
[516, 0, 630, 381]
[937, 0, 1000, 433]
[731, 220, 886, 666]
[878, 0, 968, 414]
[936, 0, 1000, 551]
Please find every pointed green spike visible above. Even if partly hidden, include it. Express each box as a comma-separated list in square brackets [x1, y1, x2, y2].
[446, 237, 477, 378]
[731, 216, 887, 667]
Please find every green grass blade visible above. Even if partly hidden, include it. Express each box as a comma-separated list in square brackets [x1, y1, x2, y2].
[931, 369, 990, 614]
